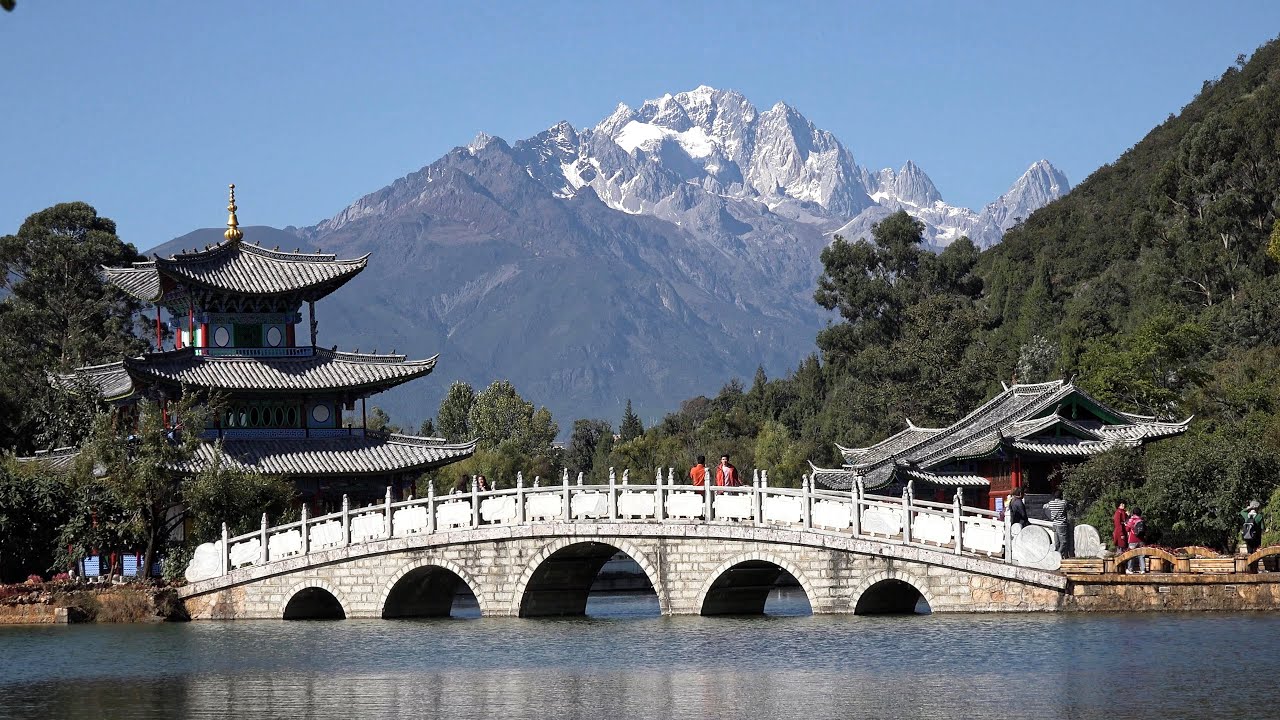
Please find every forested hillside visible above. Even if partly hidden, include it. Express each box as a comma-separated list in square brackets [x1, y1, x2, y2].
[576, 38, 1280, 551]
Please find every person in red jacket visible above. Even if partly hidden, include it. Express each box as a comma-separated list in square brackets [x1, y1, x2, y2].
[1112, 502, 1129, 552]
[689, 456, 707, 486]
[715, 455, 740, 487]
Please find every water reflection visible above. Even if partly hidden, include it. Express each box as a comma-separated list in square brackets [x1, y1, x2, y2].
[2, 603, 1278, 720]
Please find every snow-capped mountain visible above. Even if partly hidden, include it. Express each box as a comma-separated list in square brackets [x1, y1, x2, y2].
[263, 87, 1069, 428]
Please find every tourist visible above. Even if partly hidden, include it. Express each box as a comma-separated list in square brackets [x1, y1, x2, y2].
[1125, 507, 1146, 573]
[1240, 500, 1265, 555]
[452, 475, 470, 495]
[1112, 502, 1128, 552]
[476, 475, 490, 492]
[1009, 488, 1029, 530]
[715, 454, 740, 487]
[689, 455, 708, 486]
[1045, 489, 1071, 557]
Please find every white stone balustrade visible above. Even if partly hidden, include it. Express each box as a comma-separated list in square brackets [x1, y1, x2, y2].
[192, 470, 1046, 583]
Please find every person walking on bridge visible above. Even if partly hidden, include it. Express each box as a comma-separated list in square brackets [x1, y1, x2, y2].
[1044, 489, 1071, 558]
[689, 456, 708, 486]
[1112, 502, 1129, 552]
[715, 455, 740, 487]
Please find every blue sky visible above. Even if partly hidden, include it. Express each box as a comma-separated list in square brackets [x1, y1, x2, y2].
[3, 2, 1279, 250]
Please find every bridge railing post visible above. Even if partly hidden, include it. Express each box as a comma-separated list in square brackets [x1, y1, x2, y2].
[427, 484, 436, 535]
[802, 476, 812, 529]
[300, 504, 309, 556]
[562, 469, 571, 522]
[901, 485, 913, 545]
[953, 490, 964, 555]
[609, 470, 618, 520]
[516, 473, 525, 524]
[259, 513, 269, 565]
[704, 472, 712, 521]
[385, 486, 393, 538]
[655, 469, 666, 520]
[1003, 501, 1013, 563]
[341, 494, 350, 548]
[751, 471, 760, 524]
[851, 478, 862, 537]
[471, 479, 480, 528]
[220, 522, 229, 576]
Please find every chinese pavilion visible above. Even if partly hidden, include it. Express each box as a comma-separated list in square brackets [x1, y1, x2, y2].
[38, 185, 474, 504]
[809, 379, 1190, 510]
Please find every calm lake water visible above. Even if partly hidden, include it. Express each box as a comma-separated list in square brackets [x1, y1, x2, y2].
[0, 590, 1274, 720]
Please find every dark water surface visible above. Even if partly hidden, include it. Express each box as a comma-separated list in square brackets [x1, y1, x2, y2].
[0, 591, 1272, 720]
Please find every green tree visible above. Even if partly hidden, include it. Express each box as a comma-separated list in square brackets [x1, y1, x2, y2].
[566, 419, 611, 475]
[1078, 311, 1209, 418]
[619, 399, 644, 442]
[181, 450, 296, 541]
[77, 395, 208, 580]
[468, 380, 558, 455]
[0, 202, 147, 452]
[0, 460, 73, 582]
[436, 381, 475, 440]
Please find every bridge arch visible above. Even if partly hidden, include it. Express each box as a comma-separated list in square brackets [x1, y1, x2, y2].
[694, 551, 818, 616]
[281, 579, 349, 620]
[513, 537, 668, 617]
[379, 557, 488, 618]
[850, 570, 934, 615]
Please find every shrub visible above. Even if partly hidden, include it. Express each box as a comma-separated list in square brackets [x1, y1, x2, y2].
[95, 588, 152, 623]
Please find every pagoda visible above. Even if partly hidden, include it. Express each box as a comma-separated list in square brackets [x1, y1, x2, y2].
[809, 379, 1190, 511]
[41, 185, 474, 505]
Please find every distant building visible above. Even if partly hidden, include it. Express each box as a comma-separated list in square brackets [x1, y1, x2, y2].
[809, 379, 1189, 509]
[22, 186, 473, 506]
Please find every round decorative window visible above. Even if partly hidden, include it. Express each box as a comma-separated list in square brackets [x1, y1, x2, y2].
[311, 403, 330, 424]
[214, 326, 231, 347]
[287, 407, 297, 426]
[266, 326, 283, 347]
[273, 406, 284, 426]
[249, 407, 260, 427]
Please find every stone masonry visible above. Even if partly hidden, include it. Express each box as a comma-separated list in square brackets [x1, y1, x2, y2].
[180, 522, 1068, 619]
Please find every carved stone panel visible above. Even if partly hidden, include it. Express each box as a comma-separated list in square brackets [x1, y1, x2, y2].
[961, 518, 1004, 555]
[861, 506, 903, 537]
[763, 495, 803, 525]
[1012, 524, 1061, 571]
[436, 500, 472, 528]
[524, 494, 562, 521]
[618, 491, 656, 519]
[309, 520, 342, 549]
[913, 512, 954, 546]
[714, 494, 753, 520]
[480, 496, 517, 524]
[393, 506, 430, 536]
[229, 538, 260, 568]
[184, 541, 223, 582]
[666, 491, 704, 519]
[1074, 524, 1105, 559]
[268, 529, 302, 560]
[572, 491, 609, 519]
[812, 500, 852, 530]
[351, 512, 386, 542]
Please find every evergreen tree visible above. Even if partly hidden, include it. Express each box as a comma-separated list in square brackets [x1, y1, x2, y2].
[435, 381, 475, 441]
[619, 399, 644, 442]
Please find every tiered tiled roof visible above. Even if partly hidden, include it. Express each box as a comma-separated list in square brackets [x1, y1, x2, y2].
[815, 380, 1191, 490]
[16, 434, 475, 478]
[103, 241, 368, 303]
[59, 348, 437, 398]
[188, 433, 476, 476]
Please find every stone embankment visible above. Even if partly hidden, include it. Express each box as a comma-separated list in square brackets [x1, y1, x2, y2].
[0, 582, 187, 624]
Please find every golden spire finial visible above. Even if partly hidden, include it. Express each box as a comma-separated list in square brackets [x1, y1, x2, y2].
[224, 183, 243, 243]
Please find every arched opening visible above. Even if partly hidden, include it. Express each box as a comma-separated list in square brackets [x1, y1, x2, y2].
[519, 542, 659, 618]
[383, 565, 480, 619]
[701, 561, 813, 616]
[854, 579, 930, 615]
[283, 587, 345, 620]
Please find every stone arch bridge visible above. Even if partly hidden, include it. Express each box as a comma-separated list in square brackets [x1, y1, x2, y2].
[179, 475, 1068, 619]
